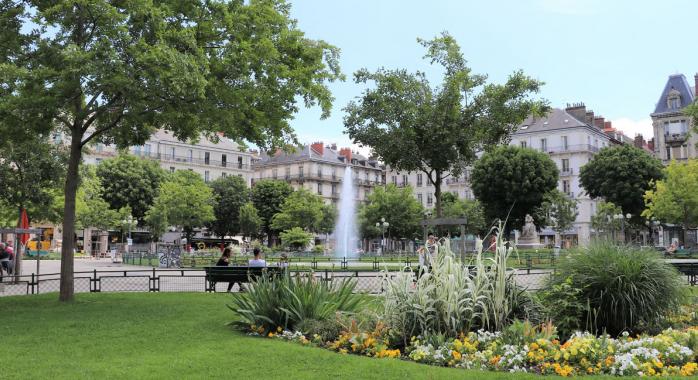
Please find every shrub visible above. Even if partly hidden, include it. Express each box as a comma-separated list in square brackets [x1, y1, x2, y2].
[549, 240, 686, 336]
[296, 318, 343, 343]
[228, 273, 364, 334]
[312, 244, 325, 254]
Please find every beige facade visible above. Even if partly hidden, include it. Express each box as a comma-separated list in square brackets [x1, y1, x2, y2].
[83, 129, 254, 185]
[386, 169, 473, 209]
[253, 143, 385, 205]
[650, 74, 698, 164]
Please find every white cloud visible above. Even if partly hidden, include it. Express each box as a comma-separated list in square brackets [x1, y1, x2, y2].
[537, 0, 596, 15]
[611, 117, 653, 139]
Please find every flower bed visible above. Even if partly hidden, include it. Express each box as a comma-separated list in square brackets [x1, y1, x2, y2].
[255, 325, 698, 377]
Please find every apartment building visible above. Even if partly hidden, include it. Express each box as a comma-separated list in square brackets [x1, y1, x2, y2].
[83, 129, 254, 185]
[386, 168, 474, 209]
[253, 143, 385, 204]
[650, 73, 698, 164]
[509, 105, 615, 246]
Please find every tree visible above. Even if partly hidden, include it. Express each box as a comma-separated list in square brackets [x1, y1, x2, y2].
[318, 204, 337, 235]
[208, 175, 249, 244]
[239, 202, 262, 242]
[146, 171, 215, 244]
[471, 146, 559, 232]
[643, 160, 698, 246]
[358, 184, 423, 240]
[271, 188, 325, 232]
[580, 144, 664, 218]
[96, 154, 166, 222]
[591, 201, 622, 238]
[537, 190, 578, 245]
[76, 166, 128, 232]
[279, 227, 313, 251]
[441, 193, 487, 236]
[251, 180, 294, 245]
[344, 32, 547, 218]
[0, 1, 342, 301]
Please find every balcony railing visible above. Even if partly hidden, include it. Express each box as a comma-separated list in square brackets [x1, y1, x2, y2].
[542, 144, 600, 154]
[665, 132, 688, 143]
[565, 191, 575, 199]
[255, 174, 383, 186]
[134, 152, 251, 170]
[560, 168, 573, 176]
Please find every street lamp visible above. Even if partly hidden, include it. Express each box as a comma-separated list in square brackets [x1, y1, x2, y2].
[376, 217, 389, 255]
[645, 219, 661, 246]
[122, 215, 136, 252]
[613, 213, 632, 243]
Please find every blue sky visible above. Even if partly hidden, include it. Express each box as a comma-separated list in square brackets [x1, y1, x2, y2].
[286, 0, 698, 152]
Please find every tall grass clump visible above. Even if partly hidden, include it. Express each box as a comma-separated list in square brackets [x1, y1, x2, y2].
[547, 240, 686, 336]
[382, 222, 540, 345]
[229, 273, 364, 334]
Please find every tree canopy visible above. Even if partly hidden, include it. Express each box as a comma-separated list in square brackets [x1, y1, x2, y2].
[580, 144, 664, 217]
[344, 32, 547, 217]
[358, 184, 423, 240]
[591, 201, 623, 238]
[239, 202, 262, 241]
[76, 166, 130, 232]
[96, 154, 166, 222]
[271, 188, 326, 232]
[643, 160, 698, 245]
[208, 175, 249, 243]
[0, 0, 342, 301]
[537, 190, 578, 240]
[251, 179, 294, 243]
[146, 171, 214, 244]
[440, 192, 487, 236]
[471, 146, 559, 231]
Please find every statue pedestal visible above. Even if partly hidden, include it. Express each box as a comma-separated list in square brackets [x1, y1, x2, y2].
[516, 240, 544, 250]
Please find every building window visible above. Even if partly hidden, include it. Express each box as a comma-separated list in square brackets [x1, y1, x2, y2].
[238, 156, 243, 169]
[317, 183, 322, 195]
[562, 159, 570, 173]
[465, 190, 472, 200]
[417, 193, 423, 205]
[285, 167, 291, 179]
[298, 166, 304, 178]
[520, 141, 527, 148]
[170, 147, 175, 159]
[317, 165, 323, 178]
[169, 167, 175, 173]
[95, 158, 102, 164]
[134, 145, 142, 155]
[204, 152, 210, 165]
[331, 183, 337, 194]
[562, 136, 568, 150]
[144, 144, 151, 156]
[540, 138, 547, 152]
[272, 169, 278, 179]
[221, 172, 227, 177]
[332, 168, 337, 180]
[402, 174, 408, 186]
[221, 154, 227, 167]
[365, 171, 369, 181]
[204, 171, 210, 182]
[188, 149, 193, 163]
[562, 180, 570, 195]
[52, 132, 62, 144]
[427, 193, 433, 206]
[391, 176, 397, 185]
[374, 173, 379, 183]
[416, 174, 423, 186]
[95, 143, 104, 152]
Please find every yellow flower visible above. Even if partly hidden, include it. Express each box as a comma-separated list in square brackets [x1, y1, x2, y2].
[680, 362, 697, 376]
[277, 326, 283, 333]
[530, 342, 539, 350]
[267, 332, 274, 338]
[452, 351, 462, 360]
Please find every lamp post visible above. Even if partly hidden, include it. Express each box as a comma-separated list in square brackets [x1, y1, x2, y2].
[613, 213, 631, 243]
[376, 217, 389, 255]
[122, 215, 136, 253]
[645, 219, 661, 246]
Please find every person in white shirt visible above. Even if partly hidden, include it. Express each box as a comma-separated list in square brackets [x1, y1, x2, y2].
[248, 248, 267, 267]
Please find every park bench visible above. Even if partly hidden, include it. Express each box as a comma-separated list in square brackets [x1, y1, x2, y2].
[203, 266, 283, 292]
[670, 262, 698, 286]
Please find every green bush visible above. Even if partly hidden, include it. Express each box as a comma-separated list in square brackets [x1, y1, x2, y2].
[295, 318, 343, 342]
[228, 273, 364, 334]
[540, 277, 588, 339]
[548, 240, 686, 336]
[312, 244, 325, 254]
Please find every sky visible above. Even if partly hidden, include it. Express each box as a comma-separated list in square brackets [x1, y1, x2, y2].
[284, 0, 698, 153]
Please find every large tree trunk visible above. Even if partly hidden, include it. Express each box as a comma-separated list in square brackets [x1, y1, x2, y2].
[434, 172, 443, 218]
[59, 132, 82, 302]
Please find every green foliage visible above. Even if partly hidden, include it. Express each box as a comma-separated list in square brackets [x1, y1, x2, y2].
[271, 188, 326, 232]
[95, 154, 166, 222]
[591, 201, 622, 236]
[279, 227, 313, 251]
[76, 166, 130, 231]
[295, 318, 343, 343]
[344, 32, 547, 217]
[146, 171, 214, 241]
[549, 241, 686, 336]
[358, 184, 423, 240]
[471, 146, 559, 231]
[318, 204, 338, 235]
[228, 273, 363, 334]
[251, 180, 294, 239]
[0, 135, 66, 223]
[536, 190, 578, 236]
[312, 244, 325, 254]
[580, 144, 664, 217]
[208, 175, 249, 241]
[239, 202, 262, 240]
[499, 320, 558, 347]
[643, 160, 698, 234]
[440, 193, 487, 235]
[540, 278, 588, 339]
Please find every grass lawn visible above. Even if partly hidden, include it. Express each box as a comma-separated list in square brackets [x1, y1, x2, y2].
[2, 293, 646, 380]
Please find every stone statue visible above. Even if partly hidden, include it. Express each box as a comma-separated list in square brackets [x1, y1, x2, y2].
[517, 214, 542, 249]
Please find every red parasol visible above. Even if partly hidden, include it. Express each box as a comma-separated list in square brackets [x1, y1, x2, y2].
[19, 208, 30, 245]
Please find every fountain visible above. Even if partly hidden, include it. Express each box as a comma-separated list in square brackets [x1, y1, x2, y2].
[334, 166, 358, 258]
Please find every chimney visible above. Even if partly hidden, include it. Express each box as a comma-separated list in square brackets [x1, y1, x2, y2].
[331, 143, 337, 151]
[339, 147, 352, 162]
[593, 117, 605, 129]
[565, 102, 587, 123]
[585, 110, 595, 126]
[648, 138, 655, 151]
[634, 134, 644, 149]
[310, 141, 324, 156]
[603, 121, 613, 131]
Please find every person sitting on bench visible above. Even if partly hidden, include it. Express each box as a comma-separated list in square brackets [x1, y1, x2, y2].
[216, 248, 242, 292]
[248, 248, 266, 267]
